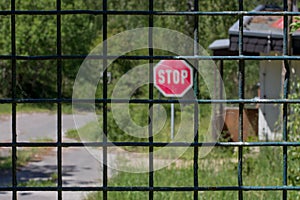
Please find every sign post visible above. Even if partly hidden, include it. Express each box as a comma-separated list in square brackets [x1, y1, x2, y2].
[170, 102, 174, 139]
[154, 60, 193, 139]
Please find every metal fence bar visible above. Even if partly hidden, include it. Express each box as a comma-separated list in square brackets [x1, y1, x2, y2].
[1, 141, 300, 148]
[3, 98, 300, 104]
[282, 1, 290, 199]
[193, 0, 199, 200]
[2, 10, 300, 16]
[3, 55, 300, 61]
[56, 0, 63, 199]
[2, 141, 300, 146]
[102, 0, 108, 199]
[238, 0, 244, 199]
[10, 0, 17, 200]
[1, 185, 300, 192]
[148, 1, 154, 199]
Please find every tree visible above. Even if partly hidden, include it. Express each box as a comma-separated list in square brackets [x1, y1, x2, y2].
[0, 0, 102, 98]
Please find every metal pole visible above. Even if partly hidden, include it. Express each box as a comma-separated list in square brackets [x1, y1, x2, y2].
[171, 103, 174, 139]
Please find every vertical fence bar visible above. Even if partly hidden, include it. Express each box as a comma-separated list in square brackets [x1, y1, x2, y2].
[148, 0, 154, 199]
[282, 0, 290, 199]
[193, 1, 199, 200]
[282, 64, 289, 200]
[219, 60, 224, 115]
[238, 0, 244, 200]
[102, 0, 108, 199]
[10, 0, 17, 199]
[56, 0, 62, 199]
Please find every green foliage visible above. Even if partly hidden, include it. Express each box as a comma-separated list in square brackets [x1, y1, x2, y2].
[0, 0, 258, 100]
[290, 17, 300, 33]
[287, 78, 300, 187]
[198, 1, 238, 48]
[0, 156, 12, 171]
[67, 104, 211, 148]
[0, 1, 102, 98]
[66, 107, 150, 143]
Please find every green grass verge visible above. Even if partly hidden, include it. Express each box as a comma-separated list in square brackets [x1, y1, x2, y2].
[0, 103, 73, 114]
[65, 121, 101, 141]
[0, 104, 12, 114]
[85, 167, 282, 200]
[18, 173, 57, 187]
[0, 148, 48, 171]
[85, 146, 300, 200]
[0, 139, 54, 171]
[0, 139, 57, 187]
[65, 104, 211, 144]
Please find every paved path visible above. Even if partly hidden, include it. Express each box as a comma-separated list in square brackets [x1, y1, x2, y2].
[0, 112, 94, 142]
[0, 113, 115, 200]
[0, 147, 116, 200]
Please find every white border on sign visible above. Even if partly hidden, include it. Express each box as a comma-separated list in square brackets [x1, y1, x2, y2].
[153, 60, 194, 97]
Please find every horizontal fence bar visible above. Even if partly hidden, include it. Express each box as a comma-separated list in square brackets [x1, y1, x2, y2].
[1, 98, 300, 104]
[1, 55, 300, 61]
[1, 10, 300, 16]
[1, 142, 299, 147]
[1, 186, 300, 192]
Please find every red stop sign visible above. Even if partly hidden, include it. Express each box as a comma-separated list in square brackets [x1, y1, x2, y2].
[154, 60, 193, 97]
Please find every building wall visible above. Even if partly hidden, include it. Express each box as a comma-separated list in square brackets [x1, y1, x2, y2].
[259, 58, 300, 141]
[259, 59, 282, 140]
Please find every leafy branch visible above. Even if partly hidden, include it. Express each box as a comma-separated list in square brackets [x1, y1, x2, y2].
[290, 16, 300, 33]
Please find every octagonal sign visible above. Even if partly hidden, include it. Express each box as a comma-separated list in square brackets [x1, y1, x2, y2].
[154, 60, 193, 97]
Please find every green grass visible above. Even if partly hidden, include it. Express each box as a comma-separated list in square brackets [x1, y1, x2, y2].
[0, 149, 42, 170]
[18, 173, 57, 187]
[86, 146, 300, 200]
[0, 103, 73, 114]
[86, 167, 281, 200]
[65, 121, 101, 141]
[66, 104, 211, 142]
[53, 104, 300, 199]
[0, 141, 53, 171]
[0, 156, 12, 170]
[0, 104, 12, 114]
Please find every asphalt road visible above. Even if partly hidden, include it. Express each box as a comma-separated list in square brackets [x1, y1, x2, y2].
[0, 112, 114, 200]
[0, 112, 95, 142]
